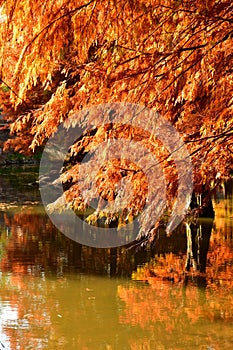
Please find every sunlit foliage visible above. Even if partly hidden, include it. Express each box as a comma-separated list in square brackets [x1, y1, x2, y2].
[0, 0, 232, 234]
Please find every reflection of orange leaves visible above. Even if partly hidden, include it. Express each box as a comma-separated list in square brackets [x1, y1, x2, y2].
[118, 278, 233, 335]
[206, 208, 233, 289]
[118, 282, 185, 331]
[0, 208, 57, 275]
[118, 227, 233, 333]
[132, 253, 186, 284]
[3, 209, 53, 237]
[207, 239, 233, 289]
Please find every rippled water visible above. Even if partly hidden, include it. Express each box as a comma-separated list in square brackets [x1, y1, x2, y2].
[0, 168, 233, 349]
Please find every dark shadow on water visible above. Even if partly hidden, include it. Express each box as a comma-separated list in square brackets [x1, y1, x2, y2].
[0, 168, 232, 283]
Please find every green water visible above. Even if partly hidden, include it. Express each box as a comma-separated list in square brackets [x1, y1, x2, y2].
[0, 169, 233, 349]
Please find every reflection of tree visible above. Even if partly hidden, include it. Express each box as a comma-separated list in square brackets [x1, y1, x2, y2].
[0, 197, 233, 348]
[0, 208, 123, 349]
[185, 189, 214, 274]
[213, 181, 233, 245]
[0, 207, 139, 277]
[185, 218, 213, 275]
[131, 218, 233, 289]
[118, 277, 233, 348]
[118, 247, 233, 349]
[0, 208, 63, 275]
[122, 197, 233, 349]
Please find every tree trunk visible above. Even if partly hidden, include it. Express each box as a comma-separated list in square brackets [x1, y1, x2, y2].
[185, 190, 214, 273]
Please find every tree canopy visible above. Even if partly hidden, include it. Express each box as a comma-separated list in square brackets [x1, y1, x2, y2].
[0, 0, 232, 237]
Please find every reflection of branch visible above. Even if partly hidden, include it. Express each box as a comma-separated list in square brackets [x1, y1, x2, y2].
[185, 222, 197, 271]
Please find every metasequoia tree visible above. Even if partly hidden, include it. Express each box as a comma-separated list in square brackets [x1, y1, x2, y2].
[0, 0, 232, 238]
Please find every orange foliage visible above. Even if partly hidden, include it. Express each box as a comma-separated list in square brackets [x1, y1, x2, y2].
[0, 0, 232, 233]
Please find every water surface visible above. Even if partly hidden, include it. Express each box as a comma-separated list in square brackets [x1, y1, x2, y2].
[0, 169, 233, 349]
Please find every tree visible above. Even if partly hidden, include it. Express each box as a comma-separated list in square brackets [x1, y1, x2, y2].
[0, 0, 232, 239]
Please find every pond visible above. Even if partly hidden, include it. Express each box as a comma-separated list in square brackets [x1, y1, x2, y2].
[0, 168, 233, 349]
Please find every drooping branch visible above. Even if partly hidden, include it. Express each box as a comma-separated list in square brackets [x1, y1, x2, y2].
[14, 0, 96, 77]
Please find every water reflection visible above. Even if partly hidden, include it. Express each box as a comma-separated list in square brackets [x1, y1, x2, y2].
[0, 171, 232, 349]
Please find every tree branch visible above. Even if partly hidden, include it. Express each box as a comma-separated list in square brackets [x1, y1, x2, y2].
[14, 0, 96, 76]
